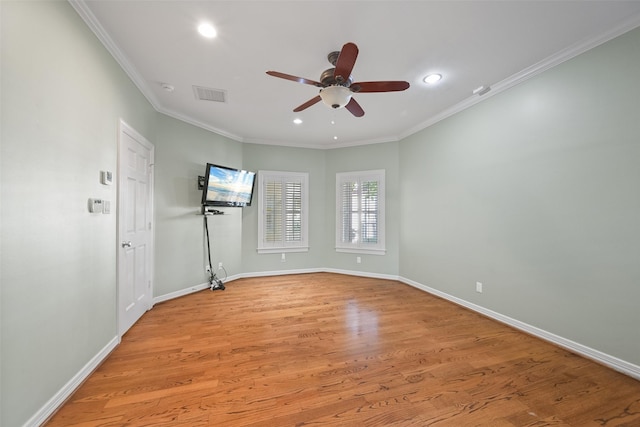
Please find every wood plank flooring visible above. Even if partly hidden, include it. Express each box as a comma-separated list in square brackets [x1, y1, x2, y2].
[46, 273, 640, 426]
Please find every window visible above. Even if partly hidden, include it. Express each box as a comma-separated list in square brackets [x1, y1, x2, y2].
[336, 170, 385, 255]
[258, 171, 309, 253]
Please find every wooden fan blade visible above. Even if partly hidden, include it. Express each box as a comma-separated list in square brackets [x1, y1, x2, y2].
[266, 71, 324, 87]
[293, 96, 322, 112]
[350, 81, 410, 93]
[345, 97, 364, 117]
[334, 42, 359, 83]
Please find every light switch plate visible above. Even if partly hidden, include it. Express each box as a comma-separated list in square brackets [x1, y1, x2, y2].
[101, 171, 113, 185]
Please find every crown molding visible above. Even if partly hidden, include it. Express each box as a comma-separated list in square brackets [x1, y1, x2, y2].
[156, 108, 245, 143]
[399, 11, 640, 141]
[68, 0, 161, 109]
[243, 134, 399, 150]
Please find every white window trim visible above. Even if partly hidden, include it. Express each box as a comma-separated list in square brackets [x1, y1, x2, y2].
[257, 170, 309, 254]
[335, 247, 386, 255]
[335, 169, 386, 255]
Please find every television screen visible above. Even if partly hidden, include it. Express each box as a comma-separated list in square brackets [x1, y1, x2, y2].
[201, 163, 256, 207]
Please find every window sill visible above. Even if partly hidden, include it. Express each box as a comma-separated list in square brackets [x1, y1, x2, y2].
[335, 247, 386, 256]
[258, 247, 309, 254]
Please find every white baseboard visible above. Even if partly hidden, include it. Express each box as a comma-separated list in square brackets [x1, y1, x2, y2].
[399, 276, 640, 381]
[153, 274, 242, 305]
[240, 268, 324, 278]
[239, 267, 399, 281]
[152, 270, 325, 305]
[224, 273, 242, 283]
[153, 270, 337, 306]
[153, 268, 396, 302]
[323, 268, 399, 281]
[25, 336, 120, 427]
[153, 282, 210, 304]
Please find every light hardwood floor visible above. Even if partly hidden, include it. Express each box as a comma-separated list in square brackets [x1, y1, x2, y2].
[46, 273, 640, 426]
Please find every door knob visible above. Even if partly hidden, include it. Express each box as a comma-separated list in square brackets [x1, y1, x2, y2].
[121, 241, 132, 248]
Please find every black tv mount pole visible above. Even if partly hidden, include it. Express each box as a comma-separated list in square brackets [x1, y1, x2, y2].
[204, 215, 225, 291]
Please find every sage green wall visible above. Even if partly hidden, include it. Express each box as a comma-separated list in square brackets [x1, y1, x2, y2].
[154, 115, 243, 296]
[1, 2, 156, 426]
[324, 142, 400, 276]
[399, 27, 640, 365]
[241, 143, 327, 273]
[241, 142, 401, 277]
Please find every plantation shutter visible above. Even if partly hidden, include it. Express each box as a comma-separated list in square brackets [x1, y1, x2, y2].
[258, 171, 309, 253]
[340, 180, 357, 244]
[264, 180, 282, 242]
[336, 170, 385, 254]
[284, 181, 302, 242]
[361, 180, 378, 244]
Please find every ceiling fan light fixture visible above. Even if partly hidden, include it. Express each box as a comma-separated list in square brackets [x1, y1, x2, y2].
[320, 85, 352, 109]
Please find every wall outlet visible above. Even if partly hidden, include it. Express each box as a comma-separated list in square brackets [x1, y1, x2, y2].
[476, 281, 483, 293]
[218, 262, 223, 270]
[281, 253, 286, 262]
[356, 256, 361, 264]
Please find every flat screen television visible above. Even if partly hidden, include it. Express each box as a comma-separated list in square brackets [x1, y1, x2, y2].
[201, 163, 256, 207]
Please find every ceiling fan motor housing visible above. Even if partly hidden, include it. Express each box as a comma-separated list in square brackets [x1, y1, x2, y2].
[320, 68, 353, 87]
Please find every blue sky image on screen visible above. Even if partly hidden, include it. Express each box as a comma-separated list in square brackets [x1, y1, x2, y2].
[206, 166, 253, 204]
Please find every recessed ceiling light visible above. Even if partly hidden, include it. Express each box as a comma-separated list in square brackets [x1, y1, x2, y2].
[333, 136, 338, 140]
[198, 23, 217, 39]
[423, 73, 442, 84]
[293, 118, 302, 125]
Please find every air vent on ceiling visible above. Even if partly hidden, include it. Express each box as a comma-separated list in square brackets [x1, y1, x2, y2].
[193, 85, 226, 103]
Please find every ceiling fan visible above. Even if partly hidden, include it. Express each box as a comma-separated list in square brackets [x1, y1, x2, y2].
[266, 42, 410, 117]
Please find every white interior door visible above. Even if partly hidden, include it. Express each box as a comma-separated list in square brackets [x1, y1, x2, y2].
[117, 119, 154, 336]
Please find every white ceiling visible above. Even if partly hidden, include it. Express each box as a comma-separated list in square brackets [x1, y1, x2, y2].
[72, 1, 640, 149]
